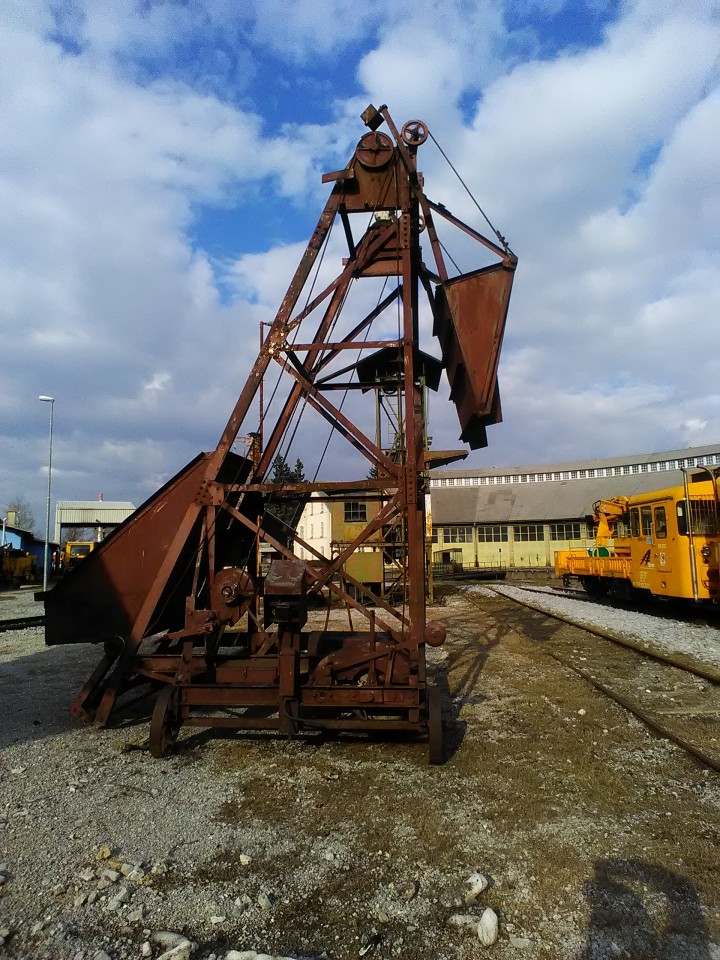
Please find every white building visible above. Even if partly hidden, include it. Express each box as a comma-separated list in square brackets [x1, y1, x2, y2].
[295, 492, 332, 562]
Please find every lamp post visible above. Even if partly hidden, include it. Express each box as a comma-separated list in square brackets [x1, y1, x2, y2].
[39, 395, 55, 591]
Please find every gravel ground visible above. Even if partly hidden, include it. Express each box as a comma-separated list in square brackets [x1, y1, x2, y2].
[476, 583, 720, 671]
[1, 585, 719, 960]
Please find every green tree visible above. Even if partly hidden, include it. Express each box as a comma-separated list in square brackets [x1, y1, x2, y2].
[266, 455, 306, 547]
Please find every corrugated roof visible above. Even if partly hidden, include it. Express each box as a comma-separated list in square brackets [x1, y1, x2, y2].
[430, 470, 693, 524]
[56, 501, 135, 509]
[431, 443, 720, 478]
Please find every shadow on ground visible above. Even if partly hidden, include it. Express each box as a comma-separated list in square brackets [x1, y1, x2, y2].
[581, 858, 712, 960]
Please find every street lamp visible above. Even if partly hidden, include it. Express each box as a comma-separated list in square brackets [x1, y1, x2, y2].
[39, 395, 55, 591]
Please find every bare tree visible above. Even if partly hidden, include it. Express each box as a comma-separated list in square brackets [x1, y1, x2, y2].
[5, 496, 36, 534]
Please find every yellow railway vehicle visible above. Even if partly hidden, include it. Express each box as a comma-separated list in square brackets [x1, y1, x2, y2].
[555, 471, 720, 604]
[62, 540, 96, 573]
[1, 548, 35, 588]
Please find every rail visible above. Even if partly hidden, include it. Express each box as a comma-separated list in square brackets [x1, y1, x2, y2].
[0, 615, 46, 633]
[477, 586, 720, 773]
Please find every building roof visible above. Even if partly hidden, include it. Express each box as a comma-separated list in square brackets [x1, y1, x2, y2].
[429, 442, 720, 525]
[431, 442, 720, 478]
[430, 471, 694, 524]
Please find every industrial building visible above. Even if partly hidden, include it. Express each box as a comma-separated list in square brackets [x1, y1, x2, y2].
[54, 499, 136, 543]
[429, 443, 720, 571]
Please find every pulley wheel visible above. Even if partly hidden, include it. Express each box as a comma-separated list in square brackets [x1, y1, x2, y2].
[401, 120, 429, 146]
[427, 685, 444, 765]
[356, 131, 394, 168]
[149, 684, 181, 758]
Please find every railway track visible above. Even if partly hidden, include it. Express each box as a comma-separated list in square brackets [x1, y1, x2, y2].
[491, 583, 720, 683]
[0, 614, 46, 633]
[473, 586, 720, 773]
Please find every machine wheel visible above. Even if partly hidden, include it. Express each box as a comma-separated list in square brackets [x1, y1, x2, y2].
[581, 576, 609, 600]
[428, 685, 444, 766]
[401, 119, 429, 146]
[149, 685, 181, 758]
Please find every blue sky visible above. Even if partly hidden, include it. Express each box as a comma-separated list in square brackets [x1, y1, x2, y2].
[1, 0, 719, 530]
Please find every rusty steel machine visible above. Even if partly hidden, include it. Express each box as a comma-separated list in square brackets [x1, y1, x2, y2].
[43, 105, 516, 763]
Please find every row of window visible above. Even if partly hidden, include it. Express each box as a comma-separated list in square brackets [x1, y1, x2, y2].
[430, 453, 720, 488]
[302, 510, 716, 544]
[298, 523, 325, 539]
[431, 522, 588, 543]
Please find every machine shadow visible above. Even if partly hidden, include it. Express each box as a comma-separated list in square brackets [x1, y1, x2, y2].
[430, 594, 570, 762]
[580, 858, 712, 960]
[0, 642, 106, 752]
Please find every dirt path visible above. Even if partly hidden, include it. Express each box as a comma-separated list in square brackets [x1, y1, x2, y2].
[1, 588, 718, 959]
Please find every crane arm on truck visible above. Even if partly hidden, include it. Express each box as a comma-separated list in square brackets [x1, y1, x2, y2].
[591, 497, 629, 548]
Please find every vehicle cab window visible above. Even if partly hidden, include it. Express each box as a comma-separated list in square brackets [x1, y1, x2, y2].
[654, 506, 667, 538]
[641, 506, 653, 537]
[630, 508, 640, 537]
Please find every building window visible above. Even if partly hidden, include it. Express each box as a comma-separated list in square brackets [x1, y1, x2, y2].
[479, 477, 487, 485]
[550, 522, 583, 540]
[561, 472, 570, 480]
[514, 524, 544, 542]
[320, 522, 324, 537]
[477, 525, 508, 543]
[431, 527, 438, 543]
[299, 526, 304, 538]
[587, 469, 595, 478]
[445, 526, 473, 543]
[344, 502, 367, 523]
[570, 470, 578, 479]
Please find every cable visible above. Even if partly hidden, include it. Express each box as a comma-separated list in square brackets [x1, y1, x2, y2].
[439, 238, 461, 275]
[428, 130, 510, 252]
